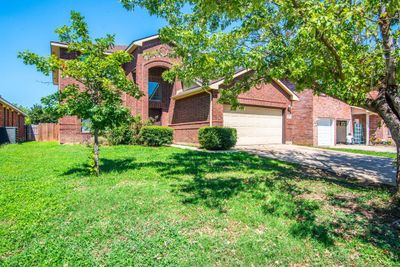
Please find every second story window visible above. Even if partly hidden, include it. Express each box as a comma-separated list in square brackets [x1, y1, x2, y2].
[81, 119, 91, 133]
[148, 82, 162, 101]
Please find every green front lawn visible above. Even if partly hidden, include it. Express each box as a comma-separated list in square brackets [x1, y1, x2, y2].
[324, 147, 397, 159]
[1, 142, 399, 266]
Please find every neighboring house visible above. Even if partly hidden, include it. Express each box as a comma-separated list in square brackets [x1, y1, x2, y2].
[50, 35, 299, 146]
[0, 96, 27, 143]
[290, 89, 392, 146]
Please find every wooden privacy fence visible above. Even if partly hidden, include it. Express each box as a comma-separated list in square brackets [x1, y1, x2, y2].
[38, 123, 59, 141]
[26, 123, 59, 142]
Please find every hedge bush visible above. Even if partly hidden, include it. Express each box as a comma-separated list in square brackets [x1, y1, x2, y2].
[106, 123, 134, 145]
[106, 115, 153, 145]
[198, 126, 237, 150]
[140, 126, 174, 146]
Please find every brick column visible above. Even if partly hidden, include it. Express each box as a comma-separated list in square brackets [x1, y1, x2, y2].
[212, 90, 223, 126]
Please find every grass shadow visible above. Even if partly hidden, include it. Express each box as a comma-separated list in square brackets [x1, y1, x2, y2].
[160, 150, 399, 252]
[63, 158, 141, 176]
[62, 148, 400, 255]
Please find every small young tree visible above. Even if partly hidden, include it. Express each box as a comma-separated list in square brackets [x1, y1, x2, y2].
[18, 11, 142, 175]
[121, 1, 400, 196]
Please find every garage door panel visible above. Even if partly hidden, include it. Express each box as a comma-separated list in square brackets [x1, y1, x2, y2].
[224, 119, 282, 128]
[317, 118, 334, 146]
[223, 105, 282, 115]
[234, 127, 281, 135]
[223, 105, 283, 145]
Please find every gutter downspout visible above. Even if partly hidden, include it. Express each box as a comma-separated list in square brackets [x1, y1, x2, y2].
[204, 89, 213, 127]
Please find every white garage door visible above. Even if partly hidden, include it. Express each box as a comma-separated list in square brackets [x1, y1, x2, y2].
[223, 105, 283, 145]
[317, 118, 334, 146]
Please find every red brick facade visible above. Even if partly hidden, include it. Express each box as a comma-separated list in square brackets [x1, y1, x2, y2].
[371, 115, 392, 142]
[0, 100, 26, 142]
[290, 90, 352, 146]
[55, 37, 295, 144]
[289, 90, 314, 145]
[55, 37, 394, 146]
[58, 74, 91, 144]
[53, 36, 298, 144]
[170, 90, 224, 144]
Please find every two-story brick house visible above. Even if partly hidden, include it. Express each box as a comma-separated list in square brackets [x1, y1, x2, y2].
[51, 35, 299, 146]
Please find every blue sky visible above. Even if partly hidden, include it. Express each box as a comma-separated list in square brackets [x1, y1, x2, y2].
[0, 0, 166, 108]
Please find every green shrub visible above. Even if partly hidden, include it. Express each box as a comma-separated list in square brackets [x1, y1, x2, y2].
[106, 116, 153, 145]
[140, 126, 174, 146]
[106, 123, 133, 145]
[198, 126, 237, 150]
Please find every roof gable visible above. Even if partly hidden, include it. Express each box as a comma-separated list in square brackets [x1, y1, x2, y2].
[174, 69, 299, 101]
[0, 96, 27, 116]
[125, 34, 160, 53]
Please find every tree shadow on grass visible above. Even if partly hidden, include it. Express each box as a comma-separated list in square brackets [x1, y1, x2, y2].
[62, 149, 400, 256]
[63, 158, 142, 176]
[161, 150, 400, 254]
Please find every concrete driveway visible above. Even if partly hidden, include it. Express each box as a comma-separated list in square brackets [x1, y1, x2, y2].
[237, 145, 396, 185]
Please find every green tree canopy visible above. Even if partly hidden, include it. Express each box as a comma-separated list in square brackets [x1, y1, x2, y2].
[18, 11, 142, 175]
[27, 94, 60, 125]
[121, 0, 400, 194]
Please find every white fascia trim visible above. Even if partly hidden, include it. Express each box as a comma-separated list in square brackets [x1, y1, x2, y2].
[206, 68, 299, 101]
[125, 34, 160, 53]
[172, 87, 210, 100]
[50, 41, 69, 49]
[133, 34, 159, 46]
[50, 42, 112, 55]
[350, 106, 378, 115]
[273, 79, 299, 101]
[209, 69, 251, 89]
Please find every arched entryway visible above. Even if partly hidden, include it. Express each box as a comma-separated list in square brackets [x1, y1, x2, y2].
[148, 66, 173, 125]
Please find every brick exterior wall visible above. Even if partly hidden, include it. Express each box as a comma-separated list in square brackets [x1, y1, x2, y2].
[0, 102, 26, 142]
[59, 116, 91, 144]
[366, 114, 392, 143]
[312, 93, 352, 146]
[56, 38, 293, 144]
[17, 114, 26, 141]
[290, 90, 314, 145]
[58, 75, 90, 144]
[0, 106, 4, 127]
[58, 39, 182, 143]
[172, 92, 210, 124]
[170, 92, 214, 144]
[237, 81, 291, 109]
[370, 115, 383, 141]
[291, 90, 352, 146]
[7, 109, 12, 126]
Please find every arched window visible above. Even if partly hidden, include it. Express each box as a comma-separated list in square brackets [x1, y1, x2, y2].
[148, 81, 162, 101]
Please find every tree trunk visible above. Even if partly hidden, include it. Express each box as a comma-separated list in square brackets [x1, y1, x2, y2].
[396, 144, 400, 199]
[374, 104, 400, 195]
[371, 93, 400, 194]
[93, 130, 100, 176]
